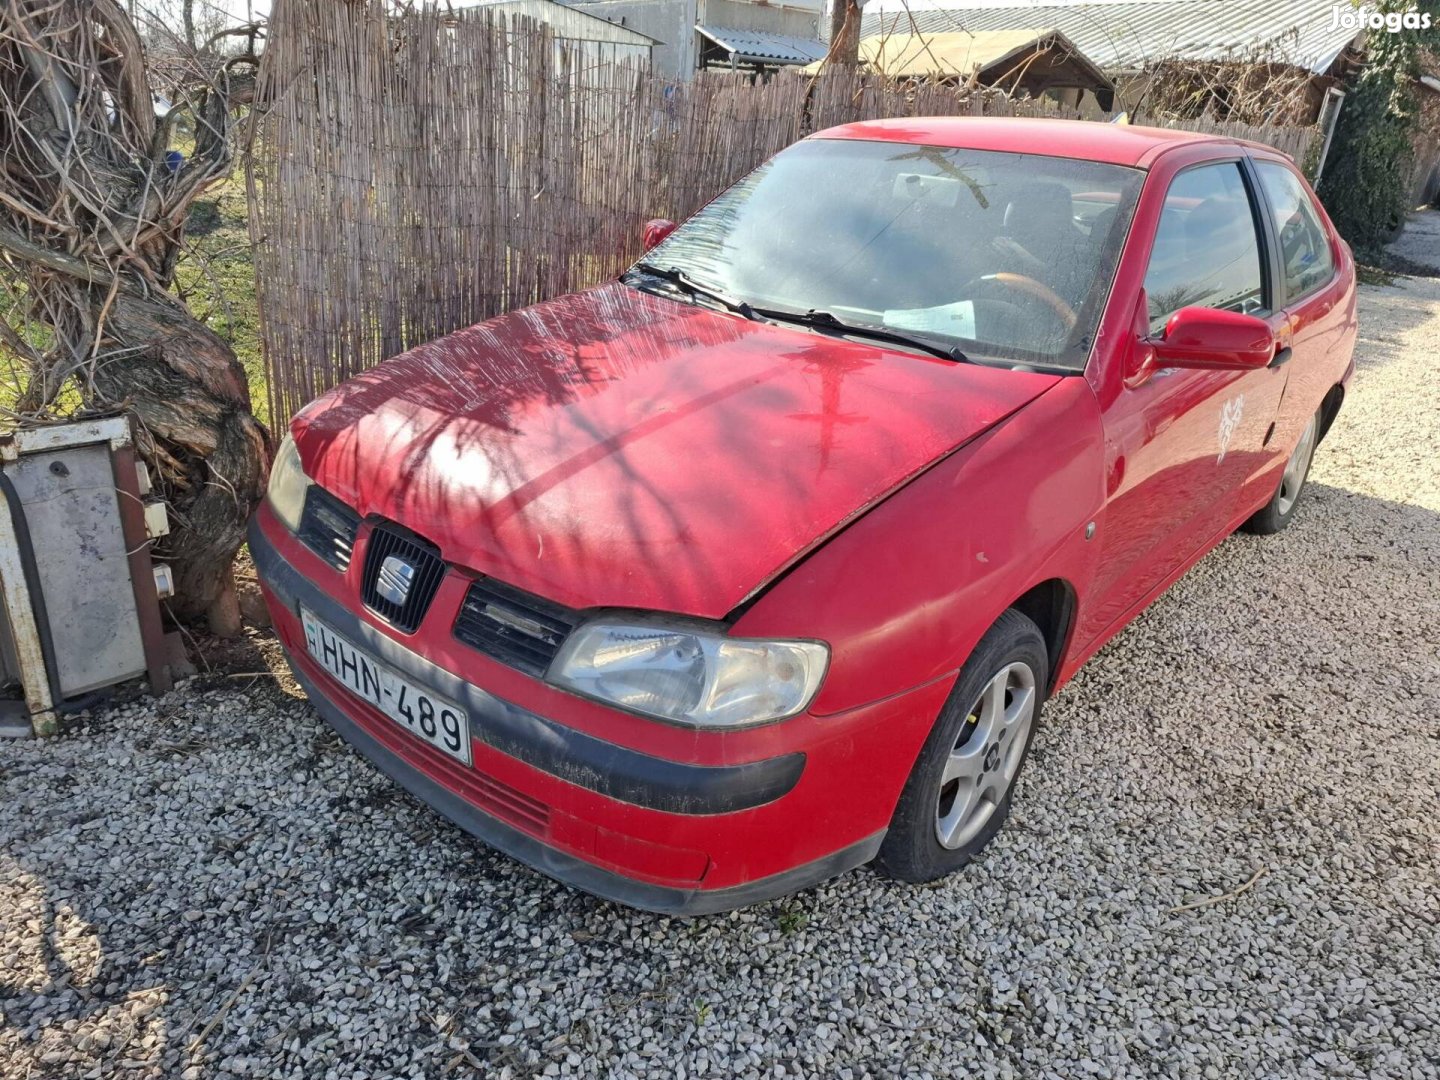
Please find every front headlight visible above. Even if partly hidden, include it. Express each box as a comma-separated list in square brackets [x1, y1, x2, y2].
[267, 434, 313, 533]
[548, 616, 828, 729]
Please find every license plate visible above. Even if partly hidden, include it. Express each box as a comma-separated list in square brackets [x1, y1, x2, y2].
[302, 609, 471, 766]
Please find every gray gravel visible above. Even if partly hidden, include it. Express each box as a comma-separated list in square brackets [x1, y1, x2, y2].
[4, 257, 1440, 1079]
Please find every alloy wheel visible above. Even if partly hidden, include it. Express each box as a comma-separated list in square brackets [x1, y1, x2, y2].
[1278, 414, 1319, 516]
[934, 661, 1037, 851]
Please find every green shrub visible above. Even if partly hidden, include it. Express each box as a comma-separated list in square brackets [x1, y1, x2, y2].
[1319, 2, 1437, 252]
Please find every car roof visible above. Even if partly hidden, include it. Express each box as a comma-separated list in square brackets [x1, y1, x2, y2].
[810, 116, 1241, 168]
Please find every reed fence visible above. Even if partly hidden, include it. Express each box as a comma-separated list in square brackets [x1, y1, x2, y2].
[1161, 117, 1318, 168]
[249, 0, 1320, 423]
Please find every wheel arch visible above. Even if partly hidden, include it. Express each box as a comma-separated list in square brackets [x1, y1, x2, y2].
[1317, 382, 1345, 444]
[1006, 577, 1078, 697]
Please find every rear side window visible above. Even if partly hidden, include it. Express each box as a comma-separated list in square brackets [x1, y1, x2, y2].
[1255, 161, 1335, 300]
[1143, 162, 1265, 334]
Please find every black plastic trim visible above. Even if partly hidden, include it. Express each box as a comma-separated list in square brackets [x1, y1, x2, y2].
[453, 575, 581, 677]
[1232, 153, 1283, 320]
[1244, 155, 1341, 309]
[296, 485, 360, 572]
[360, 522, 447, 633]
[251, 515, 806, 816]
[1317, 382, 1346, 444]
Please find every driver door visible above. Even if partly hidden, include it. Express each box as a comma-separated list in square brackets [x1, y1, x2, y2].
[1078, 158, 1289, 645]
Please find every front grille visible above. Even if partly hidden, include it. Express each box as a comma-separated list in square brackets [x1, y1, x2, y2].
[453, 577, 581, 677]
[360, 524, 447, 633]
[297, 486, 360, 572]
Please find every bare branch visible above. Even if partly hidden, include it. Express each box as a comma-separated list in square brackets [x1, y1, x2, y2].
[0, 223, 114, 283]
[0, 0, 270, 625]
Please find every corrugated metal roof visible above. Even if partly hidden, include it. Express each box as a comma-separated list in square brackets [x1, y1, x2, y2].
[861, 0, 1364, 75]
[696, 24, 830, 65]
[456, 0, 659, 46]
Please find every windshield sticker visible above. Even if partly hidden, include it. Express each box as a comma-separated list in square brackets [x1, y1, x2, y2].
[884, 301, 977, 340]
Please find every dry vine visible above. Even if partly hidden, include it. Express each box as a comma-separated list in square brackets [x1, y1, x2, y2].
[0, 0, 269, 631]
[1134, 58, 1332, 126]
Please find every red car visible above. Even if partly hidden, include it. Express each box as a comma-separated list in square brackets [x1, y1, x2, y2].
[253, 118, 1356, 913]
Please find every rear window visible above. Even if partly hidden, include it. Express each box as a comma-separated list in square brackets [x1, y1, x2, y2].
[1255, 162, 1335, 300]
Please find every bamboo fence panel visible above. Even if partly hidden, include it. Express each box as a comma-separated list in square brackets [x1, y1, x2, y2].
[1160, 116, 1319, 167]
[250, 1, 1320, 423]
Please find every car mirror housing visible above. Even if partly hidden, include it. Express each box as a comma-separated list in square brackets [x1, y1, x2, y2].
[642, 218, 677, 251]
[1150, 306, 1275, 371]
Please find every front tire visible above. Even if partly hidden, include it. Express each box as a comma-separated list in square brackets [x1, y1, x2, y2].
[1242, 408, 1320, 535]
[876, 609, 1047, 884]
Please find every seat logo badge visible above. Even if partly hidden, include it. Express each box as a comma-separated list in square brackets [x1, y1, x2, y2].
[1217, 394, 1245, 465]
[376, 555, 416, 606]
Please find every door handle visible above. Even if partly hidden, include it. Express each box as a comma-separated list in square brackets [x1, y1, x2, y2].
[1269, 346, 1292, 369]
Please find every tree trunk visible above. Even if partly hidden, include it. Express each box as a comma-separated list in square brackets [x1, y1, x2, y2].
[182, 0, 198, 50]
[0, 0, 269, 632]
[89, 290, 269, 625]
[828, 0, 863, 68]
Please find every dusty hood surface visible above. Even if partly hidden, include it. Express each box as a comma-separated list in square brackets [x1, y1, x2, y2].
[293, 283, 1059, 617]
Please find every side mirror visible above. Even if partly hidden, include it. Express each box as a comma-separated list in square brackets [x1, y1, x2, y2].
[1150, 307, 1274, 371]
[642, 218, 677, 252]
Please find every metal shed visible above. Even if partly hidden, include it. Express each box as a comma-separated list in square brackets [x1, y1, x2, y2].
[454, 0, 659, 64]
[861, 0, 1364, 77]
[696, 24, 829, 71]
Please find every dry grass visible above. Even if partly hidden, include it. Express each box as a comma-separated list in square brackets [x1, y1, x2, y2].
[173, 169, 268, 428]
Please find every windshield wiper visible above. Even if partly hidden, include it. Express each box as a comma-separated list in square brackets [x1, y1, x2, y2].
[754, 307, 970, 364]
[627, 263, 757, 320]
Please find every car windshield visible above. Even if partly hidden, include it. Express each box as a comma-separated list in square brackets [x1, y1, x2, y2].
[633, 138, 1144, 371]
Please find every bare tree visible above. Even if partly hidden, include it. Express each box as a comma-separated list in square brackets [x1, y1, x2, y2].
[828, 0, 864, 67]
[0, 0, 269, 633]
[170, 0, 228, 51]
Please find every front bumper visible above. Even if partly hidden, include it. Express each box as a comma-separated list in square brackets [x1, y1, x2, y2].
[250, 509, 931, 914]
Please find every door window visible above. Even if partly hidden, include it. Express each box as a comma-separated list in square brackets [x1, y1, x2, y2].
[1255, 161, 1335, 300]
[1143, 163, 1265, 333]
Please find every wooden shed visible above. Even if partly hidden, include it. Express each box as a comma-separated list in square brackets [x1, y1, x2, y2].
[804, 28, 1114, 112]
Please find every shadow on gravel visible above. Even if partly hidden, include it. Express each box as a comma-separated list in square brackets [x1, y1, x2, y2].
[1057, 477, 1440, 813]
[2, 485, 1437, 1076]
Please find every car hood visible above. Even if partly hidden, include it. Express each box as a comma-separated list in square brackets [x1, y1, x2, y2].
[292, 283, 1059, 617]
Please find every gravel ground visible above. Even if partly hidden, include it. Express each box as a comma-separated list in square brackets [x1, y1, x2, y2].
[4, 252, 1439, 1080]
[1385, 207, 1440, 270]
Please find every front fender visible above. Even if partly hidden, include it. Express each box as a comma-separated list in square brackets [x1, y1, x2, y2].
[732, 377, 1107, 715]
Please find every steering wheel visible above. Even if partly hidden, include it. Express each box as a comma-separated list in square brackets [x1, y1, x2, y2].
[962, 273, 1078, 331]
